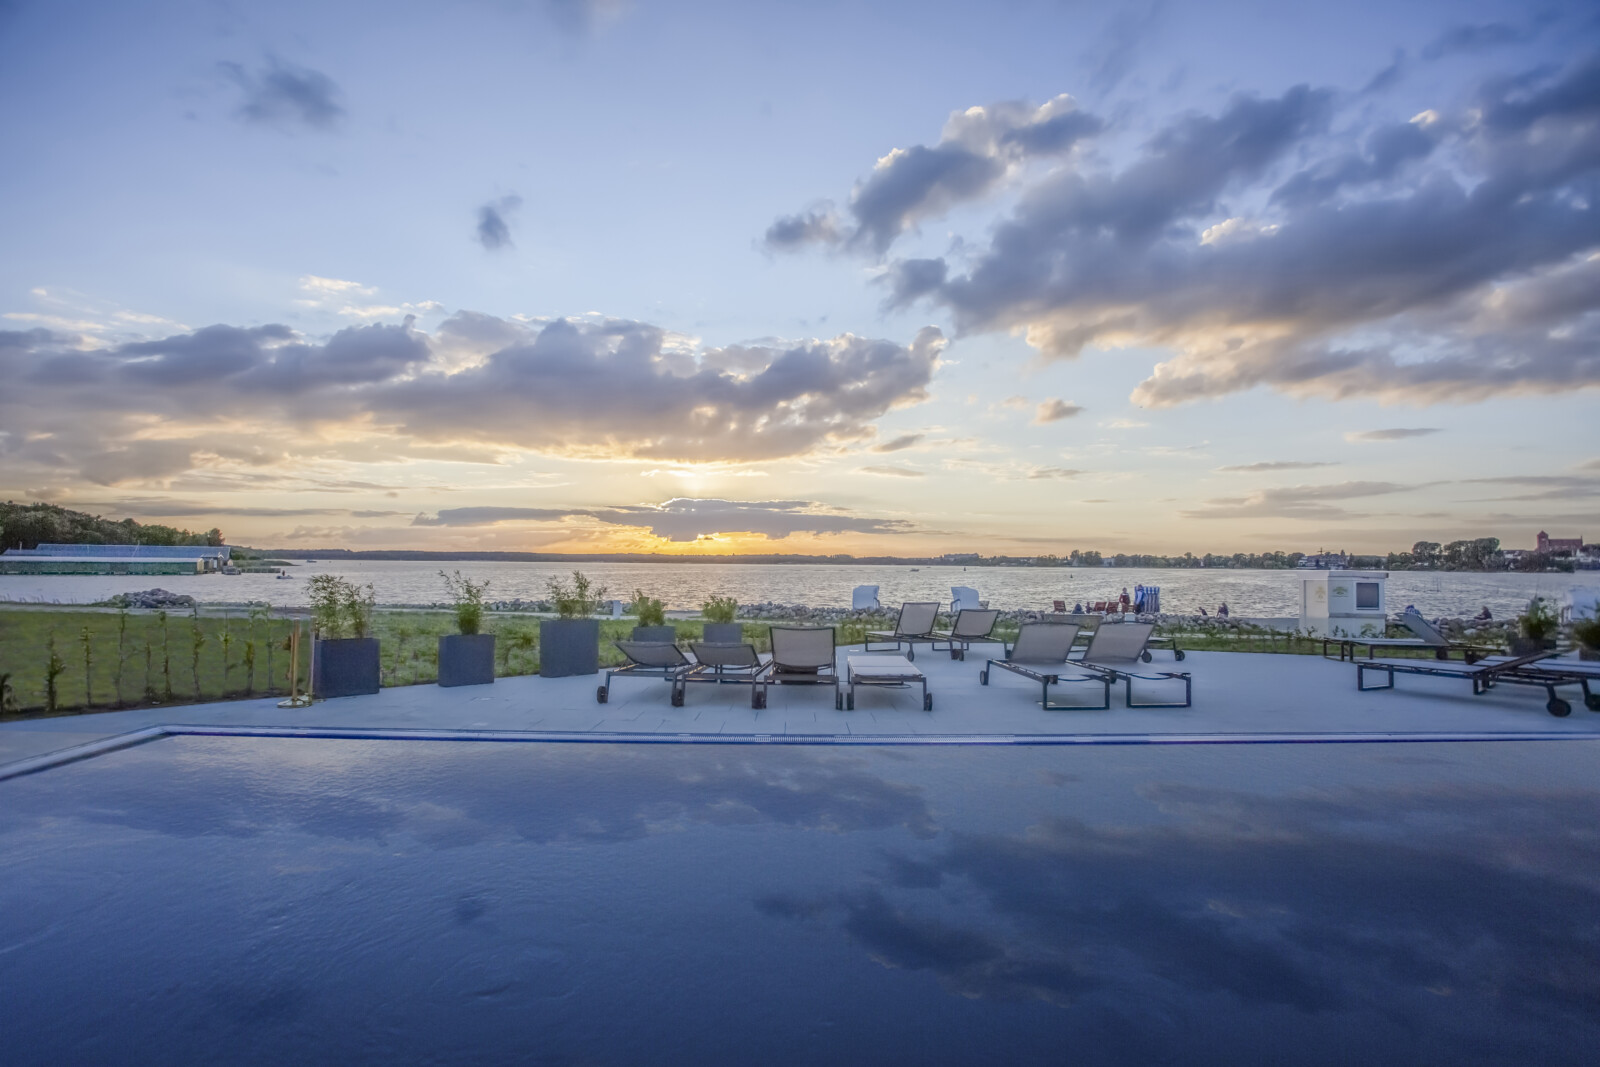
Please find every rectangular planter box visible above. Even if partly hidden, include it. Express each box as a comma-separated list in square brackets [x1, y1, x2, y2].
[1509, 637, 1557, 657]
[631, 625, 677, 643]
[313, 637, 380, 698]
[540, 618, 600, 677]
[438, 633, 496, 687]
[702, 622, 743, 644]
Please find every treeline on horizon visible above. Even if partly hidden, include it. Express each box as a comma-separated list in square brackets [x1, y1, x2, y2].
[0, 501, 223, 552]
[1, 503, 1573, 572]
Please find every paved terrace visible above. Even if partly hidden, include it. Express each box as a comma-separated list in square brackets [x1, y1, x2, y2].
[4, 643, 1597, 772]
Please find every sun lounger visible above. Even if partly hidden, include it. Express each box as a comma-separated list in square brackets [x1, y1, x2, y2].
[1355, 649, 1569, 713]
[684, 641, 767, 704]
[845, 654, 931, 711]
[930, 608, 1001, 660]
[598, 640, 696, 706]
[755, 626, 841, 710]
[1073, 622, 1192, 708]
[1323, 613, 1498, 663]
[979, 622, 1109, 709]
[864, 601, 942, 660]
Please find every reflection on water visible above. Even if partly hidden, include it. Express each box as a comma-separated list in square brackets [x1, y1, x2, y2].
[2, 738, 1596, 1065]
[2, 557, 1594, 617]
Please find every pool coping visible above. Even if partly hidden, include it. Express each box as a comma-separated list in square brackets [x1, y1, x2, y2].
[1, 722, 1593, 781]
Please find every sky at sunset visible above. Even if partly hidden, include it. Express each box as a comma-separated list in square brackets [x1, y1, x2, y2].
[2, 0, 1597, 555]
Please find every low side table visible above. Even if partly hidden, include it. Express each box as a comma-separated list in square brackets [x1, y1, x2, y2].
[845, 655, 932, 711]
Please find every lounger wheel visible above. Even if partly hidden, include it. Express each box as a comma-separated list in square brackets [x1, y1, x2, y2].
[596, 686, 608, 704]
[923, 693, 933, 711]
[752, 691, 766, 709]
[1141, 651, 1152, 663]
[950, 649, 959, 660]
[846, 693, 855, 710]
[979, 669, 989, 685]
[1174, 650, 1186, 661]
[1547, 698, 1572, 717]
[906, 648, 915, 661]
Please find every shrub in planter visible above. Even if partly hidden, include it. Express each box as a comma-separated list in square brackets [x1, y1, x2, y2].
[1573, 617, 1600, 661]
[1510, 596, 1560, 656]
[629, 589, 676, 643]
[439, 571, 496, 687]
[541, 570, 608, 678]
[701, 595, 742, 644]
[308, 574, 379, 698]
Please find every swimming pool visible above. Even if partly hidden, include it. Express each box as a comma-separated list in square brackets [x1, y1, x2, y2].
[3, 735, 1597, 1064]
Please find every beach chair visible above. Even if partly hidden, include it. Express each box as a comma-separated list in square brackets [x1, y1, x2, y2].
[684, 641, 766, 705]
[979, 622, 1109, 710]
[865, 601, 942, 660]
[755, 626, 841, 710]
[852, 585, 882, 610]
[1052, 600, 1066, 613]
[1074, 622, 1192, 708]
[930, 608, 1002, 660]
[1356, 649, 1570, 714]
[950, 586, 984, 613]
[598, 640, 696, 706]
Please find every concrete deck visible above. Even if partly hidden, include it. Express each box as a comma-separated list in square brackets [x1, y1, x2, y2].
[4, 645, 1598, 772]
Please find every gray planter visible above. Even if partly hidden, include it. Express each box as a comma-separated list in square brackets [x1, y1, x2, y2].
[1580, 647, 1600, 661]
[631, 625, 677, 643]
[540, 618, 600, 677]
[313, 637, 380, 698]
[1509, 637, 1557, 657]
[438, 633, 495, 687]
[703, 622, 743, 644]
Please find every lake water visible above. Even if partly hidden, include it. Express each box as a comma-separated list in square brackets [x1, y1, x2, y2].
[1, 559, 1595, 618]
[3, 734, 1596, 1065]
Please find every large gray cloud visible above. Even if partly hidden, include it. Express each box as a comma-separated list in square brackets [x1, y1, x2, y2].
[0, 314, 942, 486]
[795, 54, 1600, 408]
[766, 95, 1104, 254]
[412, 498, 914, 540]
[221, 59, 344, 130]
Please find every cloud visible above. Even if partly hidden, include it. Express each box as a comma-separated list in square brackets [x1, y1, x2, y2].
[1344, 428, 1440, 441]
[541, 0, 628, 36]
[1181, 480, 1410, 520]
[0, 315, 944, 489]
[413, 498, 915, 540]
[858, 465, 926, 478]
[221, 59, 344, 130]
[1027, 467, 1085, 480]
[476, 195, 522, 251]
[872, 433, 924, 453]
[1033, 398, 1083, 424]
[797, 55, 1600, 409]
[1214, 461, 1337, 472]
[767, 95, 1103, 254]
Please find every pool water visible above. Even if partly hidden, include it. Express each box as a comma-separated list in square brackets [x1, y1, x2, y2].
[3, 737, 1597, 1065]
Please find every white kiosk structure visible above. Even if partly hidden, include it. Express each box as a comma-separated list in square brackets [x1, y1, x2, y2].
[1299, 571, 1389, 637]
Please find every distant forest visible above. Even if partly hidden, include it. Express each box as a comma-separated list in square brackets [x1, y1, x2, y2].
[0, 501, 223, 551]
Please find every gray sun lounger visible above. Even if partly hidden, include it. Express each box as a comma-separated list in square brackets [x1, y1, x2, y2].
[755, 626, 842, 710]
[685, 641, 767, 704]
[930, 608, 1002, 661]
[979, 622, 1110, 710]
[1324, 614, 1498, 663]
[865, 601, 942, 660]
[1073, 622, 1192, 708]
[1356, 649, 1576, 715]
[599, 640, 696, 706]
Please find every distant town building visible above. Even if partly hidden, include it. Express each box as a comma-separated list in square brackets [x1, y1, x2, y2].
[1536, 531, 1584, 555]
[0, 543, 230, 575]
[1296, 552, 1350, 570]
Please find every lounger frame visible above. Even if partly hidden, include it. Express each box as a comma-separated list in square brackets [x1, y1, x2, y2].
[598, 641, 696, 706]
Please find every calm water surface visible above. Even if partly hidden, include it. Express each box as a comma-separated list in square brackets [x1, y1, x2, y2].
[2, 559, 1595, 618]
[2, 736, 1597, 1065]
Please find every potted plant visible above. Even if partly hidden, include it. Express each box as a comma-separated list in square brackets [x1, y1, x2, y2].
[1573, 617, 1600, 661]
[540, 570, 608, 677]
[438, 570, 495, 687]
[1510, 596, 1559, 656]
[701, 595, 742, 644]
[629, 589, 676, 643]
[308, 574, 379, 697]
